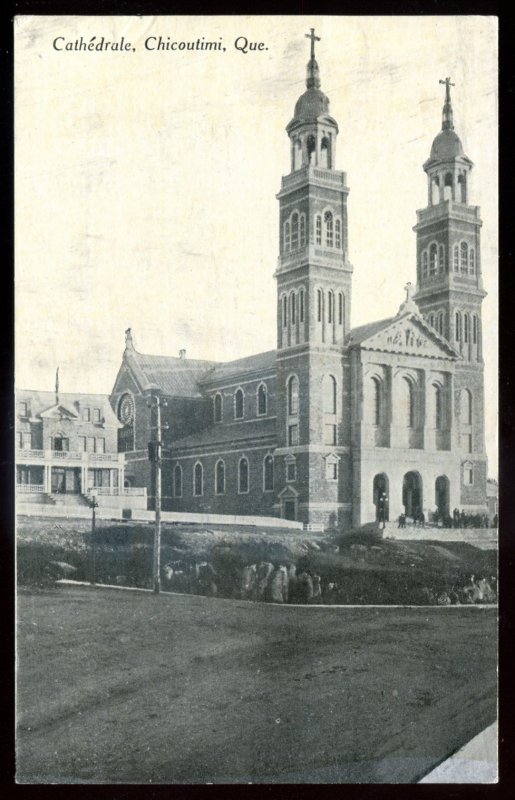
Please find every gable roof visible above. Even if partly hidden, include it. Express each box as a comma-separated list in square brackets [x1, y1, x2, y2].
[346, 317, 394, 346]
[346, 312, 460, 359]
[16, 390, 120, 425]
[122, 349, 218, 398]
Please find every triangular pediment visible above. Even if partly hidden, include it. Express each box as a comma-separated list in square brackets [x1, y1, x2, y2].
[39, 403, 78, 420]
[359, 313, 459, 360]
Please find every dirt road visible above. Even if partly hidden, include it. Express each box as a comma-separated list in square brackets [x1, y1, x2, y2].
[16, 586, 497, 783]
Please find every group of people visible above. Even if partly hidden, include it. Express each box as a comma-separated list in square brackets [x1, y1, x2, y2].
[398, 507, 496, 529]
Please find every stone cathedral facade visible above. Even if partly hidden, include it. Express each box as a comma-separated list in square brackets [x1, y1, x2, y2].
[110, 36, 488, 529]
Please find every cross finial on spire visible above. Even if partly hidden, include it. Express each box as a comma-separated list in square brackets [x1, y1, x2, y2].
[439, 77, 455, 131]
[305, 28, 320, 60]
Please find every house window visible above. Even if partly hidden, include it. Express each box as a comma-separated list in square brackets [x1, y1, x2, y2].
[82, 407, 91, 422]
[97, 438, 105, 454]
[299, 289, 305, 323]
[79, 436, 87, 452]
[288, 424, 299, 446]
[315, 215, 322, 245]
[93, 408, 101, 423]
[87, 436, 95, 453]
[257, 383, 267, 416]
[286, 459, 296, 482]
[173, 464, 183, 498]
[234, 388, 244, 419]
[214, 392, 223, 423]
[263, 455, 274, 491]
[326, 460, 338, 481]
[17, 431, 23, 448]
[215, 459, 225, 495]
[324, 424, 337, 445]
[335, 219, 341, 249]
[19, 401, 28, 417]
[464, 464, 474, 485]
[54, 435, 69, 452]
[287, 375, 299, 416]
[324, 211, 333, 247]
[194, 462, 203, 496]
[238, 457, 249, 493]
[291, 213, 299, 250]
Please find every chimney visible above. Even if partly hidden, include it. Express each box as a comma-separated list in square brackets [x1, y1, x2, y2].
[179, 349, 186, 360]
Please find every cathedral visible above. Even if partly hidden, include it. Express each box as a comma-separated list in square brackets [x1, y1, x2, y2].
[109, 33, 488, 529]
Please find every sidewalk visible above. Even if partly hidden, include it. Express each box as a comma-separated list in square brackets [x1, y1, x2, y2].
[419, 721, 497, 783]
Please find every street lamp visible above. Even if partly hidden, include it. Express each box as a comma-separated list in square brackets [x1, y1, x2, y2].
[379, 492, 388, 530]
[89, 493, 99, 584]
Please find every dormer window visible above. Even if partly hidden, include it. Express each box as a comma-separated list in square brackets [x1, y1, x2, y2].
[93, 408, 101, 423]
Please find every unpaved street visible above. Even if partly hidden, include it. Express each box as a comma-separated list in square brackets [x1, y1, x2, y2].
[16, 586, 497, 783]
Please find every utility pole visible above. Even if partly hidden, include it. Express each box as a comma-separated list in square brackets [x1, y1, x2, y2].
[89, 494, 98, 584]
[148, 394, 166, 594]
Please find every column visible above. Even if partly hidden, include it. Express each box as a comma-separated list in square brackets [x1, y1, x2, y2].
[43, 463, 50, 493]
[423, 370, 433, 451]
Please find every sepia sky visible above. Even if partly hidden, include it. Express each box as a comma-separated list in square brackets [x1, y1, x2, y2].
[15, 15, 498, 475]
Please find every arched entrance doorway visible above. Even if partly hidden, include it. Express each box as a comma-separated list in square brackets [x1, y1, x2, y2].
[402, 471, 423, 519]
[435, 475, 450, 518]
[373, 473, 389, 522]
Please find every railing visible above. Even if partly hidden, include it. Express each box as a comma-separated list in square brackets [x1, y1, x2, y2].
[89, 453, 122, 463]
[280, 166, 346, 193]
[53, 450, 83, 460]
[16, 447, 124, 465]
[87, 487, 146, 497]
[16, 448, 45, 460]
[16, 483, 45, 493]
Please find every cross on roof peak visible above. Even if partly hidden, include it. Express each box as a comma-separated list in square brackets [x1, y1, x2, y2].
[305, 28, 320, 60]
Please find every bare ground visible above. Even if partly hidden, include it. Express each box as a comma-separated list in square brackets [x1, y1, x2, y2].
[16, 585, 497, 784]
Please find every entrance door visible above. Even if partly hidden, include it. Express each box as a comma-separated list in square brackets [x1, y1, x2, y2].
[435, 475, 450, 518]
[373, 473, 389, 522]
[402, 471, 423, 518]
[51, 468, 66, 493]
[284, 500, 296, 520]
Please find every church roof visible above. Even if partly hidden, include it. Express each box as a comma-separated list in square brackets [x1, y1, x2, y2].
[201, 350, 276, 385]
[346, 318, 394, 346]
[171, 416, 277, 452]
[124, 349, 217, 398]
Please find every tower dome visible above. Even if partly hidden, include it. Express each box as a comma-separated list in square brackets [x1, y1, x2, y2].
[294, 87, 330, 123]
[429, 128, 464, 161]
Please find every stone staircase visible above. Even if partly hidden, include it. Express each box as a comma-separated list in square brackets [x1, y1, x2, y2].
[48, 493, 91, 508]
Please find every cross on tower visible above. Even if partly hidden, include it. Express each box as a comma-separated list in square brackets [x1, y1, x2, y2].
[439, 76, 455, 102]
[305, 28, 320, 60]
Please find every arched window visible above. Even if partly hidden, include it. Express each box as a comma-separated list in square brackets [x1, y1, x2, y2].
[320, 136, 330, 168]
[263, 455, 274, 491]
[402, 378, 415, 428]
[460, 241, 468, 273]
[453, 244, 459, 272]
[300, 214, 306, 247]
[173, 464, 183, 498]
[473, 315, 479, 345]
[335, 219, 341, 249]
[194, 462, 203, 496]
[307, 135, 316, 164]
[282, 295, 287, 327]
[257, 383, 267, 416]
[458, 173, 467, 203]
[317, 289, 323, 322]
[287, 375, 299, 416]
[234, 388, 244, 419]
[315, 215, 322, 245]
[461, 389, 473, 425]
[429, 243, 438, 275]
[429, 313, 435, 328]
[444, 172, 453, 201]
[422, 251, 429, 278]
[215, 459, 225, 495]
[437, 311, 444, 336]
[238, 457, 249, 494]
[284, 221, 290, 252]
[213, 393, 222, 423]
[290, 291, 296, 325]
[293, 138, 302, 170]
[372, 378, 381, 426]
[469, 248, 475, 274]
[338, 292, 344, 326]
[324, 211, 334, 247]
[431, 175, 440, 205]
[434, 385, 443, 430]
[291, 212, 299, 250]
[323, 374, 337, 414]
[438, 244, 445, 273]
[455, 311, 462, 342]
[327, 290, 334, 323]
[299, 288, 305, 323]
[464, 313, 470, 343]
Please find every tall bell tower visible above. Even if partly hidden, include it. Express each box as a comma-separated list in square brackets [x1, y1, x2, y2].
[413, 78, 487, 508]
[274, 30, 353, 526]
